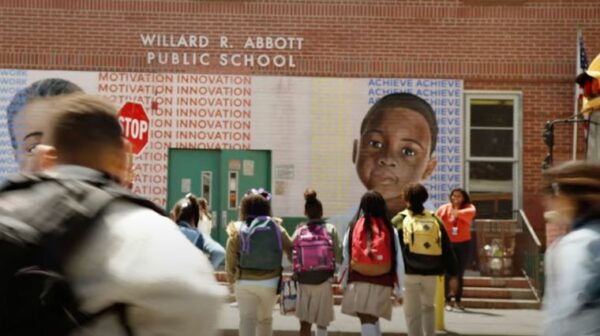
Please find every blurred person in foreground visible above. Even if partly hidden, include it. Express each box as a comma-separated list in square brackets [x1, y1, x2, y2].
[542, 161, 600, 336]
[20, 94, 225, 335]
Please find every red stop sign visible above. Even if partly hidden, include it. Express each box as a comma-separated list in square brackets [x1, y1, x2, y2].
[118, 102, 149, 155]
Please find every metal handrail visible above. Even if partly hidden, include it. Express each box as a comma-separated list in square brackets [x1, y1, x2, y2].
[519, 209, 541, 247]
[515, 209, 544, 299]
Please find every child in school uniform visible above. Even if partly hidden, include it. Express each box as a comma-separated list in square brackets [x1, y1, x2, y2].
[392, 183, 458, 336]
[339, 190, 404, 336]
[292, 189, 341, 336]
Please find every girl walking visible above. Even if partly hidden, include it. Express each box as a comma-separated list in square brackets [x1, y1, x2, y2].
[225, 189, 293, 336]
[340, 190, 404, 336]
[292, 189, 341, 336]
[392, 183, 458, 336]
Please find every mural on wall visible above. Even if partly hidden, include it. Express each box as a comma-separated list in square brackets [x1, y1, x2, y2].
[0, 69, 463, 217]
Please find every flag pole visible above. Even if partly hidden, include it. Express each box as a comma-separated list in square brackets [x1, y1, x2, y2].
[573, 29, 582, 160]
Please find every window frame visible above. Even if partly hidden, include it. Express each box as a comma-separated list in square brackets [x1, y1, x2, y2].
[464, 91, 523, 212]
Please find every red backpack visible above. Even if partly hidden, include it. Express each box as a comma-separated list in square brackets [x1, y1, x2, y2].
[350, 216, 392, 276]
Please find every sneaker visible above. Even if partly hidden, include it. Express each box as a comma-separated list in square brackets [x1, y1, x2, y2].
[455, 302, 465, 311]
[445, 303, 454, 311]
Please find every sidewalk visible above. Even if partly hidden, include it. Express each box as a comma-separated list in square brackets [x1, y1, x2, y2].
[219, 305, 542, 336]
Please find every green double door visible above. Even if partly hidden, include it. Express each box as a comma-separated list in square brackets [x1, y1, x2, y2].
[167, 149, 272, 245]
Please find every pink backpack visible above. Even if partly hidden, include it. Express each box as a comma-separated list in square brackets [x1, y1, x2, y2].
[293, 224, 335, 273]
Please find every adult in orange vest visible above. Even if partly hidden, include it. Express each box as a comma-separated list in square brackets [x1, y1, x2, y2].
[435, 188, 476, 311]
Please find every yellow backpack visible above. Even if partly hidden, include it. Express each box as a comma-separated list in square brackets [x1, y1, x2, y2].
[400, 209, 442, 256]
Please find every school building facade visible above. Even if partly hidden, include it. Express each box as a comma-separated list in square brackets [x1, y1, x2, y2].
[1, 0, 599, 246]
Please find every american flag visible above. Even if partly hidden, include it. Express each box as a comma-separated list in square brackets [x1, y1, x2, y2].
[579, 30, 589, 72]
[576, 29, 591, 142]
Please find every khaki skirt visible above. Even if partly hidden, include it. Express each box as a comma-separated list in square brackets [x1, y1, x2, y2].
[295, 280, 335, 327]
[341, 281, 393, 320]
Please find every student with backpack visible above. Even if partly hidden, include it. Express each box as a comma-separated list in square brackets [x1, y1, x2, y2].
[0, 94, 225, 335]
[225, 188, 293, 336]
[392, 183, 458, 336]
[339, 191, 404, 336]
[170, 193, 226, 269]
[292, 189, 341, 336]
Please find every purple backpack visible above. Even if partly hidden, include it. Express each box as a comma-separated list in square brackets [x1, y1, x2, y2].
[293, 224, 335, 273]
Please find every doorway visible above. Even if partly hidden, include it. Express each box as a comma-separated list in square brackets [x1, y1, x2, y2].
[167, 149, 272, 245]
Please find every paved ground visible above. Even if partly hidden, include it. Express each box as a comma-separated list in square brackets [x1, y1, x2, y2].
[219, 304, 542, 336]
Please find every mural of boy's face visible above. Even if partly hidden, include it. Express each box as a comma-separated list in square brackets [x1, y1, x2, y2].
[354, 107, 437, 204]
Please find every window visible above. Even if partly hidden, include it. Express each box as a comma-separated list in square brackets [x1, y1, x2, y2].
[465, 93, 522, 219]
[228, 171, 238, 209]
[201, 171, 212, 207]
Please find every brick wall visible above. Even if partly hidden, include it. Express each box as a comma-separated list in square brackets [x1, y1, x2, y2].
[1, 0, 599, 239]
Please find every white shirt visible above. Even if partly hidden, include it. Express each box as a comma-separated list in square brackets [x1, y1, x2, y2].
[65, 198, 226, 335]
[544, 221, 600, 336]
[197, 214, 213, 238]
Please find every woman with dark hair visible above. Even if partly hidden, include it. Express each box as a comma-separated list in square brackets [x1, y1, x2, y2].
[392, 183, 457, 336]
[225, 189, 293, 336]
[542, 161, 600, 336]
[170, 193, 225, 269]
[340, 191, 404, 336]
[196, 197, 214, 237]
[292, 189, 341, 336]
[435, 188, 477, 310]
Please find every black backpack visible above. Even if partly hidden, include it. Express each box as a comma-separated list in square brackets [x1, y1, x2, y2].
[0, 172, 164, 336]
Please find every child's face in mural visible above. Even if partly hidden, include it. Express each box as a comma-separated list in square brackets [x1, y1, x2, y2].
[354, 107, 437, 204]
[12, 100, 52, 172]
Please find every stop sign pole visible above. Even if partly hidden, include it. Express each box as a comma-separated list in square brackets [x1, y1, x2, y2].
[118, 102, 150, 155]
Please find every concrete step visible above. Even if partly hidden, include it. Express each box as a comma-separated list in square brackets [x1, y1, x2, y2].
[461, 298, 541, 309]
[463, 276, 530, 289]
[462, 286, 536, 300]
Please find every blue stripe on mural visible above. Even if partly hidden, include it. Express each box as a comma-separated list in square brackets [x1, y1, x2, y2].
[0, 68, 27, 179]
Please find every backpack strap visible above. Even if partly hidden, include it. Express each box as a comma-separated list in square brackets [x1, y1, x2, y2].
[399, 210, 416, 246]
[239, 220, 250, 255]
[398, 209, 409, 228]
